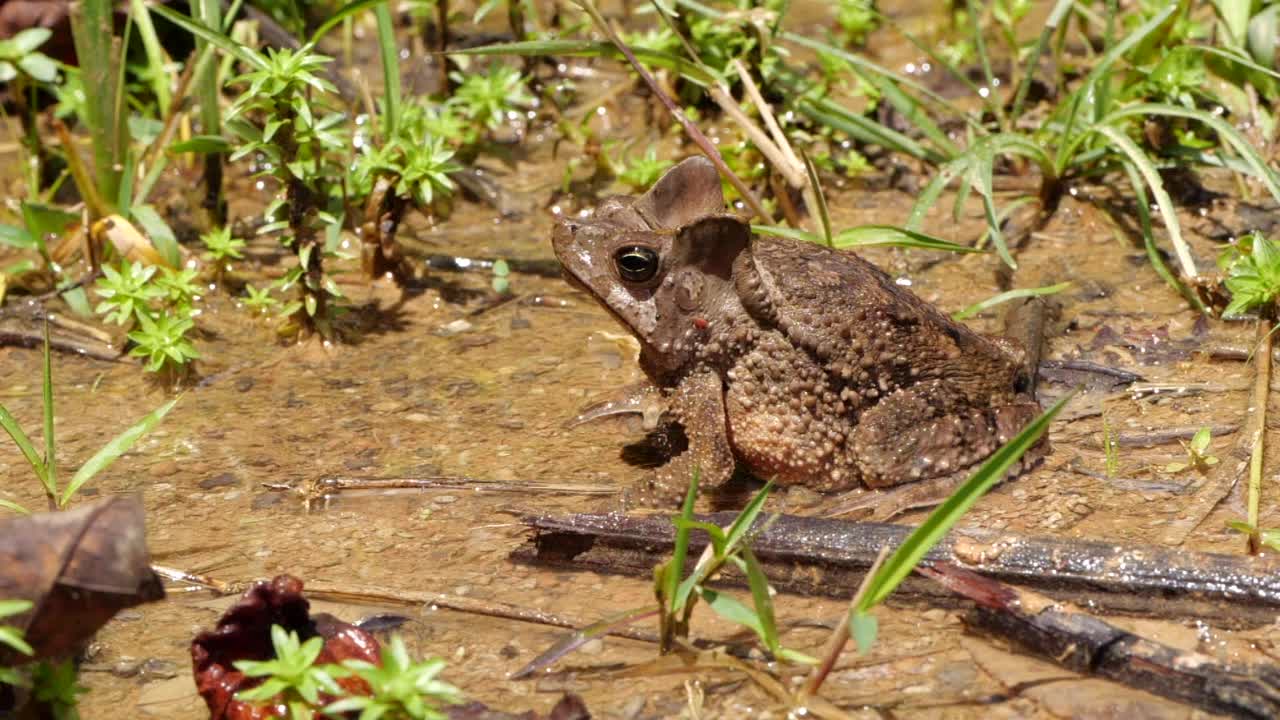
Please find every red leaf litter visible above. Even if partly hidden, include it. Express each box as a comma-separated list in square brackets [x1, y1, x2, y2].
[190, 575, 381, 720]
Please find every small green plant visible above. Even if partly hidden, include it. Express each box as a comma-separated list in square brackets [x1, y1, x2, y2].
[234, 626, 342, 720]
[1220, 232, 1280, 319]
[1227, 520, 1280, 553]
[1103, 414, 1120, 478]
[29, 660, 86, 720]
[0, 28, 59, 191]
[613, 145, 674, 191]
[654, 477, 814, 664]
[0, 28, 57, 84]
[0, 599, 34, 686]
[225, 42, 348, 337]
[201, 227, 246, 267]
[491, 259, 511, 295]
[353, 133, 460, 214]
[127, 313, 200, 374]
[449, 63, 535, 132]
[0, 328, 178, 512]
[1164, 427, 1220, 473]
[234, 625, 463, 720]
[323, 636, 463, 720]
[0, 608, 86, 720]
[154, 267, 201, 315]
[93, 261, 163, 326]
[835, 0, 878, 46]
[353, 102, 462, 280]
[94, 260, 200, 378]
[241, 285, 280, 314]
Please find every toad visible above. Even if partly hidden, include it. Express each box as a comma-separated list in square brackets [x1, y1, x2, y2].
[553, 156, 1047, 518]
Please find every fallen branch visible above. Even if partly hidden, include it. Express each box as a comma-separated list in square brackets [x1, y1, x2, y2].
[924, 564, 1280, 719]
[515, 512, 1280, 628]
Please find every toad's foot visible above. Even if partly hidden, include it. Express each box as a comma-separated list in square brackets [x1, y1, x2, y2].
[564, 381, 665, 430]
[822, 474, 970, 521]
[821, 452, 1044, 522]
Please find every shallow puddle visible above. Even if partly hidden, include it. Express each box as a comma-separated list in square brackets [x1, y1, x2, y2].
[2, 2, 1280, 718]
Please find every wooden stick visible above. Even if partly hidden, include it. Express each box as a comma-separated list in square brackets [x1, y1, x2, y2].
[924, 564, 1280, 719]
[1246, 317, 1273, 554]
[799, 546, 888, 699]
[516, 512, 1280, 628]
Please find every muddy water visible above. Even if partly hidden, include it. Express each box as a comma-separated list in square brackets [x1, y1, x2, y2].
[3, 4, 1280, 720]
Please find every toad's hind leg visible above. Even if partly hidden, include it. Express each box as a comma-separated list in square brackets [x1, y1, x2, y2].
[836, 397, 1047, 520]
[849, 381, 1043, 489]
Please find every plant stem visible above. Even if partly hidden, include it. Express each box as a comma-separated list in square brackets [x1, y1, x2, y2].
[799, 546, 889, 700]
[53, 120, 110, 221]
[436, 0, 452, 96]
[1247, 316, 1273, 554]
[41, 322, 57, 510]
[192, 0, 225, 224]
[68, 0, 126, 217]
[573, 0, 772, 223]
[375, 2, 401, 137]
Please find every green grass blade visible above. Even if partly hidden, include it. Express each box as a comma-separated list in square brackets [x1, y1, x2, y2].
[699, 587, 765, 638]
[1089, 123, 1196, 278]
[454, 39, 719, 87]
[834, 225, 983, 254]
[0, 497, 30, 514]
[1119, 161, 1207, 313]
[849, 611, 878, 654]
[1192, 45, 1280, 82]
[723, 481, 773, 553]
[60, 396, 180, 506]
[0, 627, 33, 656]
[741, 547, 778, 652]
[801, 150, 832, 248]
[907, 159, 966, 231]
[862, 70, 960, 158]
[128, 0, 172, 115]
[510, 605, 659, 680]
[0, 405, 44, 485]
[976, 195, 1035, 250]
[797, 97, 937, 163]
[858, 392, 1070, 610]
[951, 282, 1071, 321]
[1078, 3, 1177, 122]
[666, 469, 700, 613]
[779, 32, 970, 125]
[752, 224, 824, 244]
[970, 149, 1016, 268]
[149, 4, 265, 69]
[1009, 0, 1074, 121]
[373, 2, 400, 137]
[951, 172, 974, 224]
[41, 323, 55, 501]
[965, 0, 1005, 129]
[1103, 103, 1280, 204]
[131, 204, 181, 268]
[310, 0, 388, 45]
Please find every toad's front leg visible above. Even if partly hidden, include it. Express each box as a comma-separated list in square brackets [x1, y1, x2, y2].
[623, 370, 736, 508]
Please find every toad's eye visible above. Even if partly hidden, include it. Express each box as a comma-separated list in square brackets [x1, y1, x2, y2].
[613, 246, 660, 283]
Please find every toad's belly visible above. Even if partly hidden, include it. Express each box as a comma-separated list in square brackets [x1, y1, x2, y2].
[723, 385, 864, 492]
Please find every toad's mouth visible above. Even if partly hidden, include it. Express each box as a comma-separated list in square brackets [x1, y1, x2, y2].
[555, 262, 657, 352]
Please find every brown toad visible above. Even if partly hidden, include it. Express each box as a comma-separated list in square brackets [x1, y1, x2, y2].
[553, 156, 1046, 517]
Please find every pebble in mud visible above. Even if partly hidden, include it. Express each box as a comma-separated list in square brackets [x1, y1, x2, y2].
[198, 472, 240, 489]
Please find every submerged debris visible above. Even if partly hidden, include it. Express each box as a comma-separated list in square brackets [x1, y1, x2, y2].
[516, 511, 1280, 627]
[0, 496, 164, 665]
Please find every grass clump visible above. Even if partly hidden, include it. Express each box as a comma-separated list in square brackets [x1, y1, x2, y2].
[0, 329, 177, 513]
